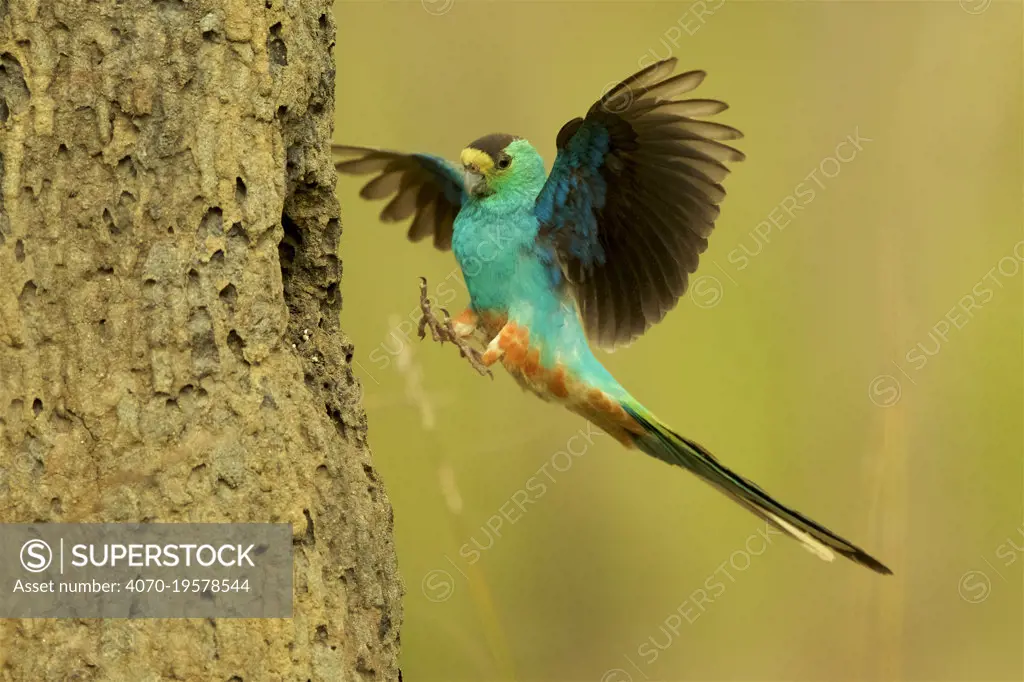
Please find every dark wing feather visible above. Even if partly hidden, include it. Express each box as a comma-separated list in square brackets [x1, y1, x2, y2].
[333, 145, 465, 250]
[534, 58, 744, 348]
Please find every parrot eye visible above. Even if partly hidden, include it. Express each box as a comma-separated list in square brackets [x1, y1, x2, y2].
[496, 155, 512, 170]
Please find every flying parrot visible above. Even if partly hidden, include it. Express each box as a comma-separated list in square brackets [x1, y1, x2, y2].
[333, 58, 891, 575]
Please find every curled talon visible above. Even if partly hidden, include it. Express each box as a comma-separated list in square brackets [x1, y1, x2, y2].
[416, 277, 492, 378]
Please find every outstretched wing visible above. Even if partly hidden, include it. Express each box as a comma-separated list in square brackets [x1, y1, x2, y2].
[534, 58, 745, 348]
[333, 145, 465, 250]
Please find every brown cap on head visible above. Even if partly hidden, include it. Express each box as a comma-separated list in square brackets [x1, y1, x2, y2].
[465, 133, 520, 162]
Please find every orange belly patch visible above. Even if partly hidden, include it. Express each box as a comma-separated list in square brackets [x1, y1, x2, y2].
[498, 330, 644, 446]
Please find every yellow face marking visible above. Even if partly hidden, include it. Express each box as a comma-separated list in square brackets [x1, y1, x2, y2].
[460, 148, 495, 174]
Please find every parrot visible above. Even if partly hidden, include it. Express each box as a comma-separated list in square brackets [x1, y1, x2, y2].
[333, 58, 891, 575]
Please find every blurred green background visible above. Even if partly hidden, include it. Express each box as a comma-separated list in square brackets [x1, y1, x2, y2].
[332, 1, 1022, 680]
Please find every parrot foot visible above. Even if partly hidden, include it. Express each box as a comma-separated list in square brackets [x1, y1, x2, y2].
[416, 277, 493, 379]
[480, 335, 505, 367]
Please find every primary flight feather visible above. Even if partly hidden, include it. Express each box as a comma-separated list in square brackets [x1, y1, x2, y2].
[333, 58, 891, 575]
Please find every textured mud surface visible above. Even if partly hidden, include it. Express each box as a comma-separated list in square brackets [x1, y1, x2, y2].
[0, 1, 402, 679]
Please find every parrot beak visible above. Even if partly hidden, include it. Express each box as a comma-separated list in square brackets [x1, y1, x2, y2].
[463, 167, 490, 197]
[460, 147, 495, 198]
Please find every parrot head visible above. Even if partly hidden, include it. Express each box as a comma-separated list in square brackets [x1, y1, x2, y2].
[460, 133, 546, 201]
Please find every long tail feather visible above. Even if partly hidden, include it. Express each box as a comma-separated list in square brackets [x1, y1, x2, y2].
[622, 404, 892, 575]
